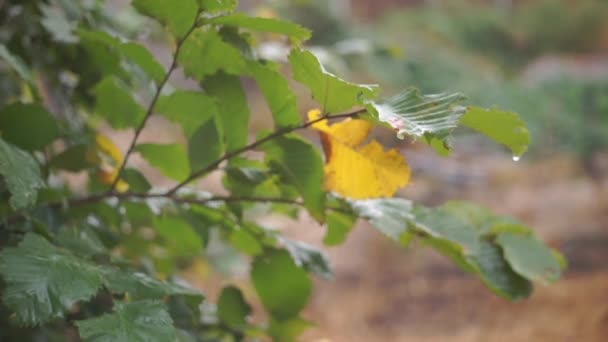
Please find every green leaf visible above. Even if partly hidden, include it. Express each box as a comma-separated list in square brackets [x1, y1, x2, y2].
[229, 228, 263, 256]
[248, 61, 301, 128]
[188, 117, 223, 171]
[0, 234, 105, 325]
[350, 198, 413, 241]
[217, 285, 251, 328]
[132, 0, 199, 39]
[0, 103, 60, 151]
[0, 44, 31, 81]
[199, 0, 236, 13]
[136, 143, 190, 181]
[105, 270, 203, 300]
[411, 205, 480, 255]
[0, 139, 45, 210]
[122, 168, 152, 193]
[496, 233, 562, 285]
[289, 48, 378, 113]
[261, 135, 325, 221]
[49, 144, 92, 172]
[208, 14, 311, 43]
[40, 3, 78, 43]
[460, 106, 530, 158]
[324, 210, 356, 246]
[280, 237, 332, 279]
[178, 28, 246, 82]
[154, 215, 203, 257]
[93, 76, 145, 130]
[76, 300, 177, 342]
[156, 91, 218, 138]
[471, 240, 533, 300]
[251, 249, 311, 320]
[204, 73, 249, 151]
[268, 317, 313, 342]
[364, 88, 467, 154]
[56, 225, 107, 258]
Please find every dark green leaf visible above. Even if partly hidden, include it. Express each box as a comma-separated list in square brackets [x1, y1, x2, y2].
[178, 29, 246, 82]
[136, 143, 190, 181]
[461, 106, 530, 158]
[122, 168, 151, 193]
[76, 300, 177, 342]
[262, 134, 325, 221]
[324, 210, 356, 246]
[105, 270, 203, 300]
[350, 198, 413, 241]
[0, 234, 105, 325]
[217, 285, 251, 328]
[156, 91, 218, 138]
[0, 139, 45, 210]
[49, 144, 92, 172]
[133, 0, 199, 39]
[56, 225, 107, 258]
[496, 233, 562, 285]
[289, 48, 378, 113]
[93, 76, 145, 130]
[188, 117, 223, 171]
[208, 14, 311, 43]
[280, 237, 332, 279]
[364, 88, 467, 155]
[0, 103, 60, 151]
[0, 44, 31, 81]
[248, 61, 301, 128]
[251, 249, 311, 320]
[154, 215, 203, 257]
[204, 73, 249, 151]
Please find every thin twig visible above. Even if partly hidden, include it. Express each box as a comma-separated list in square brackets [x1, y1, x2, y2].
[109, 16, 200, 191]
[166, 108, 366, 195]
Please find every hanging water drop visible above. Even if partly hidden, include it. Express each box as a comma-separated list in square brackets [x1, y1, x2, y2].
[512, 155, 520, 162]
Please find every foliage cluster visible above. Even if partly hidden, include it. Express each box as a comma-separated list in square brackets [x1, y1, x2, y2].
[0, 0, 563, 341]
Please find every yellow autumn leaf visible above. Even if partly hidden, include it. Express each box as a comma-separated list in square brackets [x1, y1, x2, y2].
[94, 134, 129, 192]
[308, 109, 410, 199]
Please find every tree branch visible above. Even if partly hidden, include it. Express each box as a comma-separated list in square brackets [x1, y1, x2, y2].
[165, 108, 367, 195]
[109, 15, 201, 191]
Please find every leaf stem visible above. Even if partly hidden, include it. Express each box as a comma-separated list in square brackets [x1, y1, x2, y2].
[165, 108, 366, 195]
[109, 16, 200, 191]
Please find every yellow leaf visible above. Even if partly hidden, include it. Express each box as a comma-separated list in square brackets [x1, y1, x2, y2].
[308, 109, 410, 199]
[95, 134, 123, 166]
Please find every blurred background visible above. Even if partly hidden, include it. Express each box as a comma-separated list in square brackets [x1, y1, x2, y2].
[40, 0, 608, 340]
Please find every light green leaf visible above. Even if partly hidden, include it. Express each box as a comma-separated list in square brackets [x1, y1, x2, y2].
[251, 249, 311, 320]
[40, 3, 78, 43]
[178, 28, 246, 82]
[268, 317, 313, 342]
[154, 215, 203, 257]
[460, 106, 530, 157]
[93, 76, 145, 129]
[136, 143, 190, 181]
[324, 210, 356, 246]
[261, 134, 325, 221]
[0, 44, 31, 81]
[289, 49, 378, 113]
[204, 73, 250, 151]
[76, 300, 177, 342]
[0, 234, 105, 325]
[229, 228, 263, 256]
[217, 285, 251, 328]
[496, 233, 562, 285]
[364, 88, 467, 154]
[0, 103, 60, 151]
[279, 237, 332, 279]
[199, 0, 236, 13]
[0, 139, 45, 210]
[350, 198, 413, 241]
[248, 61, 301, 128]
[208, 14, 311, 43]
[411, 206, 480, 255]
[188, 117, 223, 171]
[156, 91, 218, 138]
[133, 0, 199, 39]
